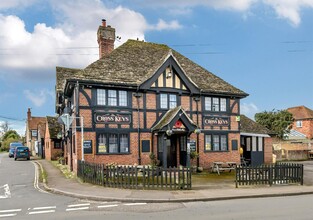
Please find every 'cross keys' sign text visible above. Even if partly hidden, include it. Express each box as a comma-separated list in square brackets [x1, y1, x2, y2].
[203, 116, 229, 126]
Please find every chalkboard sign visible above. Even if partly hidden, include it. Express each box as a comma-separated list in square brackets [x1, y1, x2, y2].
[231, 140, 238, 151]
[83, 140, 92, 154]
[141, 140, 150, 153]
[188, 140, 196, 152]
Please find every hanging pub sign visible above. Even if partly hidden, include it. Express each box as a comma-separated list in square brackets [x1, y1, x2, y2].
[83, 140, 92, 154]
[203, 116, 229, 126]
[94, 112, 131, 124]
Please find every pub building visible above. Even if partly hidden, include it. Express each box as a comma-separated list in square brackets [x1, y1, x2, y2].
[56, 19, 249, 173]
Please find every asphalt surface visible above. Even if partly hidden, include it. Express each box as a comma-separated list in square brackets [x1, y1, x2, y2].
[35, 159, 313, 203]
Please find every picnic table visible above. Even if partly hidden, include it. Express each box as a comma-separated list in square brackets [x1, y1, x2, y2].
[211, 162, 237, 175]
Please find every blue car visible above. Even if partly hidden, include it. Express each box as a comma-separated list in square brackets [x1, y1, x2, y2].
[14, 146, 30, 161]
[9, 142, 23, 158]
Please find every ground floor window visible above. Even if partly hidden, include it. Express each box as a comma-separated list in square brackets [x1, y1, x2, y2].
[97, 133, 129, 154]
[204, 133, 228, 151]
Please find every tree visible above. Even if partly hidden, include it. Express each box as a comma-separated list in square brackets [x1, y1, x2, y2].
[255, 109, 293, 139]
[1, 130, 21, 151]
[0, 121, 9, 133]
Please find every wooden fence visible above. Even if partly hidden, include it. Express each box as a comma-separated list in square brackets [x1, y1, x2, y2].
[77, 160, 192, 190]
[235, 163, 304, 188]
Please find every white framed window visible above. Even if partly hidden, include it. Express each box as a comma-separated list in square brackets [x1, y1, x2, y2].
[108, 90, 117, 106]
[296, 120, 302, 128]
[119, 91, 127, 106]
[258, 137, 263, 151]
[204, 97, 227, 112]
[205, 135, 212, 151]
[160, 93, 177, 109]
[120, 134, 129, 153]
[97, 89, 106, 105]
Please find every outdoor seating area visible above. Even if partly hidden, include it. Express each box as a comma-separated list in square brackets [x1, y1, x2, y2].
[211, 162, 237, 175]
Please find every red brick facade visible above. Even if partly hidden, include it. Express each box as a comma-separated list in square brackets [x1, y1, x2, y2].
[287, 106, 313, 139]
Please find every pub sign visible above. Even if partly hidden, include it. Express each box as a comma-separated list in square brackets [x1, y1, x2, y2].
[95, 112, 131, 124]
[203, 116, 229, 126]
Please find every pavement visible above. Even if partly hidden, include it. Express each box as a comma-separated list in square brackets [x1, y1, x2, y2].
[34, 159, 313, 203]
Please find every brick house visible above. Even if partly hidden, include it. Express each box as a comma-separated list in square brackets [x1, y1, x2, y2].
[55, 20, 248, 172]
[287, 106, 313, 140]
[25, 108, 46, 157]
[240, 115, 273, 165]
[44, 116, 63, 160]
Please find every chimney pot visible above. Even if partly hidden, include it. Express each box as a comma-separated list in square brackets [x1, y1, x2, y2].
[102, 19, 106, 27]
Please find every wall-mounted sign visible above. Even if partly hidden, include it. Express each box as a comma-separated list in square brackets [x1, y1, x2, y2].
[188, 140, 196, 152]
[95, 112, 131, 124]
[83, 140, 92, 154]
[203, 116, 229, 126]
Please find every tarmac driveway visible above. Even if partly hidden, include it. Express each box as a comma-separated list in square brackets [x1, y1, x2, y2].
[300, 160, 313, 185]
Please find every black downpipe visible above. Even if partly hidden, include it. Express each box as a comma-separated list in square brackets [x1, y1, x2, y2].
[134, 91, 142, 165]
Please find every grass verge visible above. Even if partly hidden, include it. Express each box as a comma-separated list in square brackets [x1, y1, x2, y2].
[51, 160, 75, 179]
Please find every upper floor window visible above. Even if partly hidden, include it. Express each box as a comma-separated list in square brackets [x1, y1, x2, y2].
[97, 89, 128, 107]
[296, 120, 302, 128]
[160, 93, 177, 109]
[204, 97, 227, 112]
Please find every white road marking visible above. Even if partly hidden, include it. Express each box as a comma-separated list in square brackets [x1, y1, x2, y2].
[66, 207, 89, 212]
[0, 209, 22, 213]
[0, 213, 17, 218]
[29, 210, 55, 215]
[97, 204, 119, 209]
[32, 162, 49, 194]
[67, 203, 90, 208]
[32, 206, 56, 210]
[0, 184, 11, 199]
[124, 203, 147, 206]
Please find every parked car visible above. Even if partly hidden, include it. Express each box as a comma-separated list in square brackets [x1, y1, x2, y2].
[8, 142, 23, 158]
[14, 146, 30, 161]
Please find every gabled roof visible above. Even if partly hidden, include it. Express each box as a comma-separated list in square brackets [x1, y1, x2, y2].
[28, 117, 46, 135]
[46, 116, 62, 139]
[151, 106, 197, 132]
[240, 115, 272, 135]
[57, 40, 248, 97]
[56, 67, 81, 92]
[287, 106, 313, 120]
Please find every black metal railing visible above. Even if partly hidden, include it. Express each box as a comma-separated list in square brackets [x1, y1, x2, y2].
[77, 160, 192, 190]
[235, 163, 304, 187]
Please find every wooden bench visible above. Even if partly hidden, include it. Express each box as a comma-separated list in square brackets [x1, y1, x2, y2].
[211, 162, 237, 175]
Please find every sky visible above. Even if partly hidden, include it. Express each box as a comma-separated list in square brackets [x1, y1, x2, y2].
[0, 0, 312, 135]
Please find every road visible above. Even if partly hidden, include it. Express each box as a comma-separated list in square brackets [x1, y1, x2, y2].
[0, 153, 312, 219]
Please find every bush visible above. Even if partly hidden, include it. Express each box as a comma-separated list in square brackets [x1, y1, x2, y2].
[1, 137, 20, 152]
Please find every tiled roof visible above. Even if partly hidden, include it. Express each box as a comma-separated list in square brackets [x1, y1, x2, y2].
[28, 117, 46, 136]
[56, 67, 81, 92]
[46, 116, 62, 139]
[57, 40, 248, 97]
[151, 106, 197, 131]
[287, 106, 313, 120]
[240, 115, 272, 135]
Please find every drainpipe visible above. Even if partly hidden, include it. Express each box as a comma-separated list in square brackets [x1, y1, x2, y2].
[194, 90, 201, 167]
[134, 88, 142, 165]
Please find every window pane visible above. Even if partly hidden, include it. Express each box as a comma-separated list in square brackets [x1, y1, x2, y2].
[98, 134, 107, 153]
[97, 89, 106, 105]
[220, 98, 226, 111]
[252, 137, 257, 151]
[212, 98, 219, 111]
[213, 135, 219, 151]
[120, 134, 129, 153]
[119, 91, 127, 106]
[169, 94, 177, 109]
[258, 137, 263, 151]
[205, 135, 212, 151]
[109, 134, 118, 153]
[296, 120, 302, 127]
[108, 90, 117, 106]
[221, 135, 227, 151]
[160, 94, 168, 108]
[205, 97, 211, 111]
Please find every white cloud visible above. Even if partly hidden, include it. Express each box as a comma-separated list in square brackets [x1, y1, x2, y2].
[241, 102, 259, 119]
[149, 19, 182, 31]
[23, 89, 54, 107]
[262, 0, 313, 26]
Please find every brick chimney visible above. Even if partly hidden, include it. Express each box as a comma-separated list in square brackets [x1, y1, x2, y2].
[97, 19, 115, 59]
[27, 108, 31, 120]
